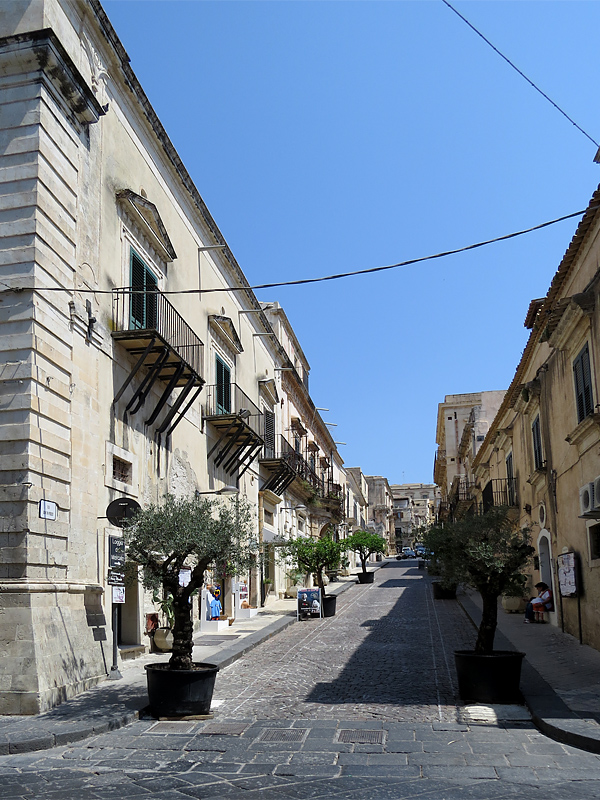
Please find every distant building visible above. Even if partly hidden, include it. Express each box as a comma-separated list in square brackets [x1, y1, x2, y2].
[364, 476, 395, 554]
[433, 391, 505, 519]
[391, 484, 439, 548]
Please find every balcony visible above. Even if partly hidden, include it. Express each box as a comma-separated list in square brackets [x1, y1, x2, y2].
[481, 479, 519, 512]
[320, 481, 344, 520]
[204, 384, 263, 478]
[112, 288, 205, 435]
[259, 434, 304, 495]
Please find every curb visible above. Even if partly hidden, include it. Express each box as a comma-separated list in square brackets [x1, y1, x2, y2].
[0, 575, 364, 756]
[456, 592, 600, 754]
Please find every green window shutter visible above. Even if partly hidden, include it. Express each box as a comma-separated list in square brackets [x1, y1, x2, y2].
[130, 249, 158, 330]
[216, 355, 231, 414]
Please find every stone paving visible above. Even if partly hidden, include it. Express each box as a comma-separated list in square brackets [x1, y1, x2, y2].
[2, 561, 600, 799]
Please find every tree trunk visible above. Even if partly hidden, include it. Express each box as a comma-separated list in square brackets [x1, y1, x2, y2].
[475, 592, 498, 654]
[316, 569, 326, 597]
[361, 552, 368, 574]
[169, 588, 194, 670]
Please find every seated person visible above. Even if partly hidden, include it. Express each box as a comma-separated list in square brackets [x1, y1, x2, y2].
[524, 581, 553, 623]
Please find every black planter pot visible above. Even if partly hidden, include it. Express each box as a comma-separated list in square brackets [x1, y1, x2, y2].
[356, 572, 374, 584]
[145, 662, 219, 717]
[454, 650, 525, 704]
[322, 595, 337, 617]
[432, 582, 457, 600]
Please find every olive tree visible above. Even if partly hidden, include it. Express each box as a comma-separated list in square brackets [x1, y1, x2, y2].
[124, 493, 254, 670]
[424, 507, 533, 653]
[345, 529, 386, 575]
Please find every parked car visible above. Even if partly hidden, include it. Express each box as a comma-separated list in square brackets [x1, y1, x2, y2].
[401, 547, 416, 559]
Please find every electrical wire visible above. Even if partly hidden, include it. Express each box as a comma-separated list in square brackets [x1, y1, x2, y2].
[441, 0, 599, 150]
[12, 206, 593, 296]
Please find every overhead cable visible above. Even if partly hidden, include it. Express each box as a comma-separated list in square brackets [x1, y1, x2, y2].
[7, 207, 594, 296]
[441, 0, 599, 149]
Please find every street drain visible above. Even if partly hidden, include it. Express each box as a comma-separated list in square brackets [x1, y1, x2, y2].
[145, 721, 196, 734]
[338, 729, 384, 744]
[260, 728, 307, 742]
[200, 723, 250, 736]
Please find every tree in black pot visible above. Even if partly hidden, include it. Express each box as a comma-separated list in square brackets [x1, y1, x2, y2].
[124, 492, 254, 717]
[423, 506, 533, 703]
[345, 529, 386, 583]
[279, 530, 345, 617]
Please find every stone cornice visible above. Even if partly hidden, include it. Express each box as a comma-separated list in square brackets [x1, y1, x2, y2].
[0, 29, 105, 125]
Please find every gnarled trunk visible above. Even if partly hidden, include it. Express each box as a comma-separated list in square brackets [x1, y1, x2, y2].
[475, 592, 499, 654]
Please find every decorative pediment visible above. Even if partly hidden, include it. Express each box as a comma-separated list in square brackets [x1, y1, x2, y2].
[117, 190, 177, 262]
[544, 291, 595, 351]
[258, 378, 279, 405]
[209, 316, 243, 355]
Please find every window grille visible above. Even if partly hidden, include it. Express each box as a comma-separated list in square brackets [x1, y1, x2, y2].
[113, 456, 132, 485]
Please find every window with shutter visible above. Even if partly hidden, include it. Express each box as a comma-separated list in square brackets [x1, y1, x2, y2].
[573, 343, 594, 424]
[506, 452, 516, 506]
[264, 409, 275, 457]
[216, 355, 231, 414]
[532, 416, 543, 471]
[129, 249, 158, 330]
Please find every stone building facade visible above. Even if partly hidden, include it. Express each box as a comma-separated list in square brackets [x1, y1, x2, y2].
[0, 0, 347, 713]
[470, 186, 600, 649]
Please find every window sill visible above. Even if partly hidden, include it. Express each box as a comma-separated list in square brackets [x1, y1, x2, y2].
[527, 467, 547, 492]
[565, 413, 600, 455]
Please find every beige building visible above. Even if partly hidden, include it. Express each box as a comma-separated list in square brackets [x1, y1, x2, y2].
[364, 475, 395, 554]
[391, 483, 438, 548]
[0, 0, 347, 713]
[470, 185, 600, 649]
[433, 391, 505, 520]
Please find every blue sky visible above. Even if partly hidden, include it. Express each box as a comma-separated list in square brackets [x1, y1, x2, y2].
[103, 0, 600, 484]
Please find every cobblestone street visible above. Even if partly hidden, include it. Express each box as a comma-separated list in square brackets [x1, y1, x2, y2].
[213, 560, 475, 722]
[2, 562, 600, 799]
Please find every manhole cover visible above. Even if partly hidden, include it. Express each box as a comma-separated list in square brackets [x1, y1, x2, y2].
[338, 729, 384, 744]
[145, 721, 196, 734]
[260, 728, 307, 742]
[200, 723, 250, 736]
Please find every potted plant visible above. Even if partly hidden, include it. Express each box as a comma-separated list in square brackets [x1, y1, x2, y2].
[151, 590, 175, 652]
[424, 507, 533, 703]
[346, 529, 386, 584]
[124, 492, 254, 717]
[279, 531, 345, 617]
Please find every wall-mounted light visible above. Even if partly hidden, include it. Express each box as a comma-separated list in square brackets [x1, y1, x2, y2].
[196, 485, 239, 496]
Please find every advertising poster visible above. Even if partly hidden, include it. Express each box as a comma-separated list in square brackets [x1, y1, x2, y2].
[297, 588, 321, 619]
[557, 552, 578, 597]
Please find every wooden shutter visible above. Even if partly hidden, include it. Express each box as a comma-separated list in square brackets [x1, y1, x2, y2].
[574, 343, 594, 423]
[264, 409, 275, 456]
[130, 251, 146, 329]
[216, 356, 231, 414]
[532, 416, 543, 471]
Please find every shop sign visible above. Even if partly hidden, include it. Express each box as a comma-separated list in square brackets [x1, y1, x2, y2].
[108, 535, 125, 568]
[297, 588, 322, 619]
[107, 569, 125, 586]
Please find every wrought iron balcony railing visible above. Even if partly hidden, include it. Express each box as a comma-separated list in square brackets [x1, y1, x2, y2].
[481, 478, 518, 511]
[203, 383, 262, 437]
[112, 287, 204, 379]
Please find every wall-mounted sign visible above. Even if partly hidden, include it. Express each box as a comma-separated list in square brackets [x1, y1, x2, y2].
[108, 536, 125, 569]
[107, 569, 125, 586]
[557, 552, 578, 597]
[39, 500, 57, 520]
[179, 568, 192, 587]
[112, 586, 126, 604]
